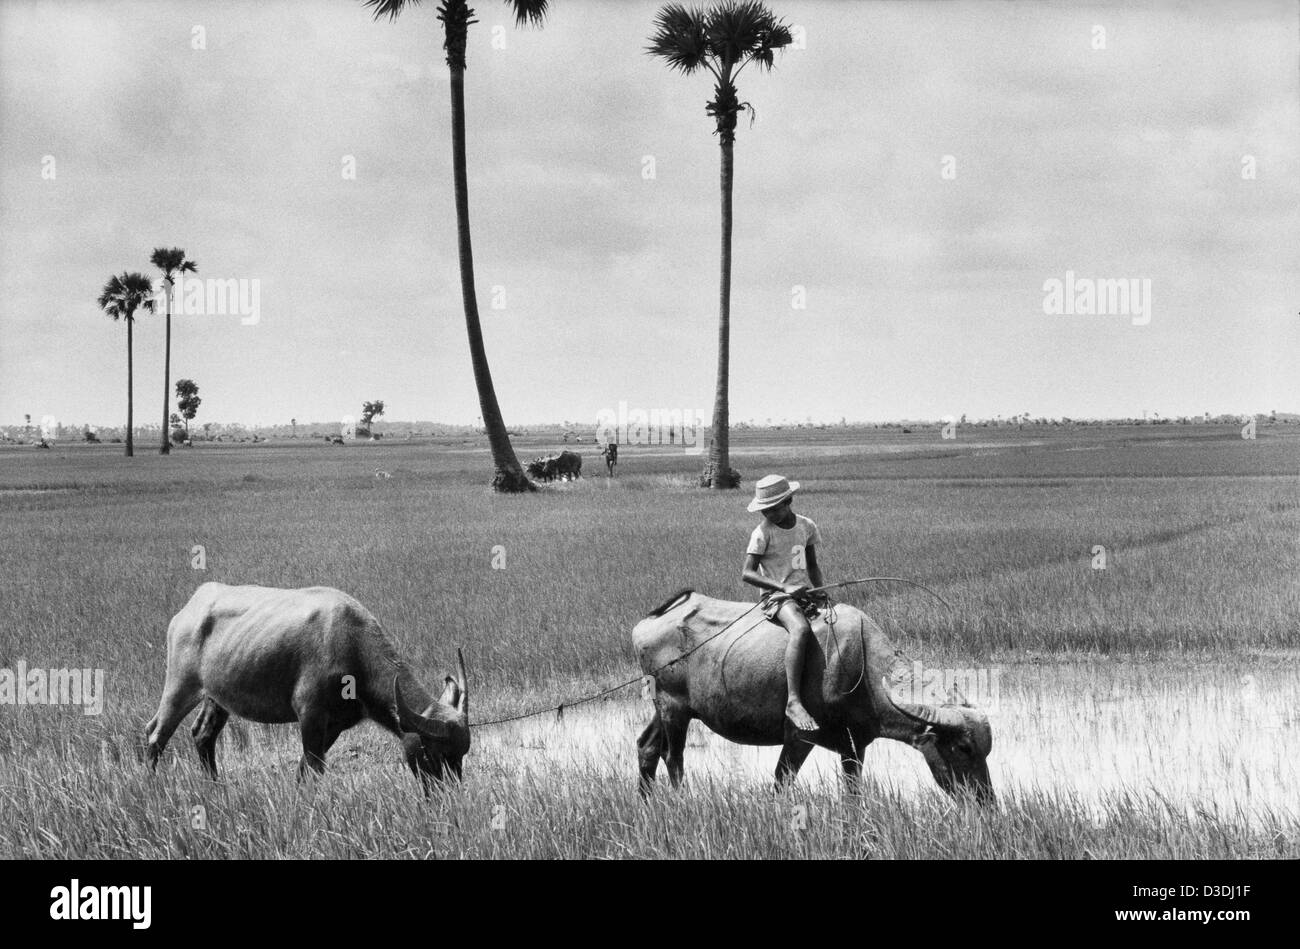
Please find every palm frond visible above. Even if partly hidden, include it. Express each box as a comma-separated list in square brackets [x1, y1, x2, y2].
[507, 0, 548, 28]
[362, 0, 420, 21]
[705, 0, 762, 66]
[150, 247, 189, 273]
[126, 272, 157, 316]
[750, 19, 791, 71]
[97, 272, 155, 321]
[705, 0, 789, 69]
[646, 3, 710, 75]
[96, 275, 126, 318]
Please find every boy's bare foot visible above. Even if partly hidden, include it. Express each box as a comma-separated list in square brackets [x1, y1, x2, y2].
[786, 700, 819, 732]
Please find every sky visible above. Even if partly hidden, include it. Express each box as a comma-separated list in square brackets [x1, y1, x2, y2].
[1, 0, 1297, 428]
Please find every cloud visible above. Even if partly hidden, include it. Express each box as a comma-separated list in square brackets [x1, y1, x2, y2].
[1, 0, 1296, 427]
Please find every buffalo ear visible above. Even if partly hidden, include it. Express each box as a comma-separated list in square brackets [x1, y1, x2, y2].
[439, 675, 461, 709]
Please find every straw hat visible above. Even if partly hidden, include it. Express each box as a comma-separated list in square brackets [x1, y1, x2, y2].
[747, 474, 800, 513]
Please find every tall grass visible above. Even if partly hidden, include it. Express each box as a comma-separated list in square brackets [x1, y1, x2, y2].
[0, 426, 1296, 857]
[1, 718, 1294, 858]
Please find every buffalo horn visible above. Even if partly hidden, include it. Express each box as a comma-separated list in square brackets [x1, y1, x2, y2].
[394, 674, 449, 738]
[880, 676, 966, 730]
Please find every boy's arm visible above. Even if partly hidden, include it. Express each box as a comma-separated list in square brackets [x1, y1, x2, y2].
[805, 544, 824, 589]
[742, 553, 787, 594]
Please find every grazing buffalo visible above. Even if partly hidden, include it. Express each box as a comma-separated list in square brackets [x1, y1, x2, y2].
[527, 451, 581, 482]
[632, 590, 994, 802]
[145, 583, 470, 790]
[554, 450, 582, 480]
[526, 456, 556, 481]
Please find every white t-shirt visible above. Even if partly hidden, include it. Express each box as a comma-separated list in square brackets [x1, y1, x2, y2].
[747, 514, 822, 587]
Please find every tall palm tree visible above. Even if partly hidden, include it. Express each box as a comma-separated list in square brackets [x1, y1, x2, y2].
[97, 273, 156, 457]
[364, 0, 547, 492]
[150, 248, 198, 455]
[648, 1, 791, 488]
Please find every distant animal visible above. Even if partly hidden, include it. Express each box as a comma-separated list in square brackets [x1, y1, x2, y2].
[601, 442, 618, 476]
[631, 591, 994, 802]
[374, 468, 391, 479]
[527, 455, 562, 482]
[525, 451, 581, 483]
[145, 583, 470, 791]
[329, 435, 345, 446]
[554, 450, 582, 481]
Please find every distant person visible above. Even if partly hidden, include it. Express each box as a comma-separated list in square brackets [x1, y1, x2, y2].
[603, 442, 618, 477]
[742, 474, 826, 732]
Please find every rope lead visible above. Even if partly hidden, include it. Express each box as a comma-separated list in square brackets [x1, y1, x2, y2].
[468, 578, 950, 729]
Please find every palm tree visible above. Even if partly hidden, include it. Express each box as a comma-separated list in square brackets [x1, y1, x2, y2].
[648, 1, 791, 488]
[97, 273, 156, 457]
[364, 0, 547, 492]
[150, 248, 198, 455]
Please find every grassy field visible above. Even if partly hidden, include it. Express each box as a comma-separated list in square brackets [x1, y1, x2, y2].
[0, 423, 1297, 857]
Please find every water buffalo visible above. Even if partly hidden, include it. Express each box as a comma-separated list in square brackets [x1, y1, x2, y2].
[527, 456, 556, 481]
[632, 590, 994, 802]
[527, 451, 581, 482]
[145, 583, 470, 791]
[554, 449, 582, 480]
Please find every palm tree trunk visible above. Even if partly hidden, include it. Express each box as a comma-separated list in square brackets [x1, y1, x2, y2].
[447, 64, 533, 492]
[160, 289, 172, 455]
[126, 318, 134, 457]
[703, 137, 738, 488]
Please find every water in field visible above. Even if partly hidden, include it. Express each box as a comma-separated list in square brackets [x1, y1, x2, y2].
[471, 658, 1300, 826]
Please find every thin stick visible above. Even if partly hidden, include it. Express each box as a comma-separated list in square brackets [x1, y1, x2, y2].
[805, 576, 955, 612]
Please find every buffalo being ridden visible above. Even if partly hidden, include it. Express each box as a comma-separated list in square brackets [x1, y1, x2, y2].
[632, 590, 994, 803]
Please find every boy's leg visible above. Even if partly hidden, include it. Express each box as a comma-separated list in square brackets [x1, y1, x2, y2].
[776, 600, 819, 731]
